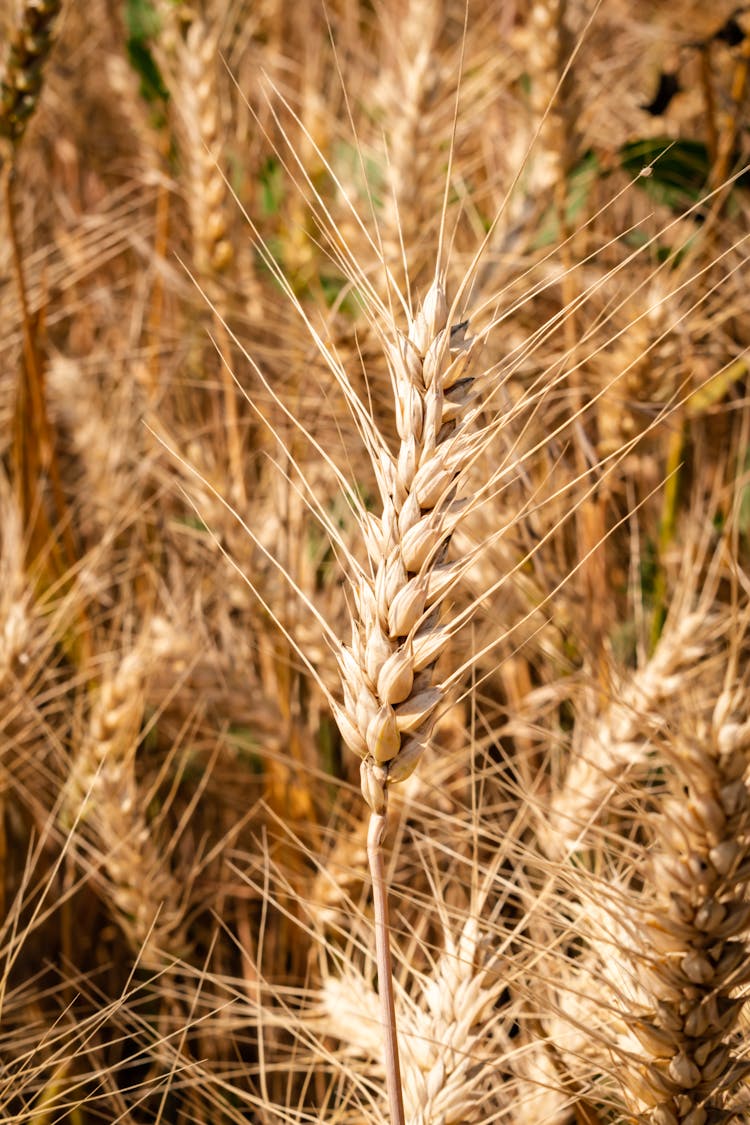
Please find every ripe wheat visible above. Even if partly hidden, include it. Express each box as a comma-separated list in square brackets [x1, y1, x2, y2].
[2, 2, 750, 1123]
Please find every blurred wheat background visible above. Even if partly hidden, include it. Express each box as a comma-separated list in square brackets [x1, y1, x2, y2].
[2, 1, 750, 1122]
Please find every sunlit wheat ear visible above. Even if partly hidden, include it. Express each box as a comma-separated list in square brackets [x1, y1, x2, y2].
[616, 674, 750, 1125]
[542, 611, 750, 1125]
[542, 606, 714, 860]
[316, 863, 516, 1125]
[332, 276, 483, 817]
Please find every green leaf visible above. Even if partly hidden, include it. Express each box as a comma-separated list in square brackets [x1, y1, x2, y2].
[124, 0, 161, 39]
[259, 157, 285, 216]
[124, 0, 169, 105]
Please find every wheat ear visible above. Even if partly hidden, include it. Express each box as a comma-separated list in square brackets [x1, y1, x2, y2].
[619, 680, 750, 1124]
[378, 0, 441, 274]
[331, 276, 482, 1121]
[333, 277, 481, 815]
[544, 608, 713, 859]
[319, 909, 509, 1123]
[176, 16, 234, 280]
[0, 0, 61, 146]
[63, 635, 186, 969]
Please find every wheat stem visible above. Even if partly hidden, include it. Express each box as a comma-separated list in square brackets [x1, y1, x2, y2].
[367, 809, 405, 1125]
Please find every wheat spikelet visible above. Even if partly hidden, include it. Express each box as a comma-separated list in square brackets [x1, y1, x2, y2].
[0, 0, 61, 146]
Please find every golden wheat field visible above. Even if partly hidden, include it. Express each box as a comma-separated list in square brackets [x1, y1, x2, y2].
[3, 1, 750, 1122]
